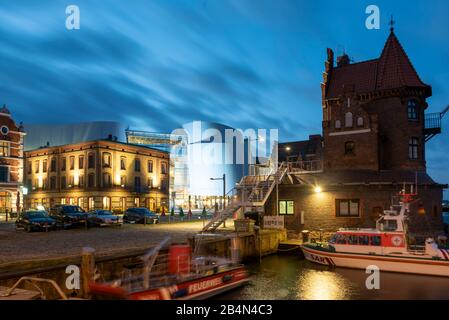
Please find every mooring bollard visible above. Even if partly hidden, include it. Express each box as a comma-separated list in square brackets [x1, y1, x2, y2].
[230, 236, 240, 263]
[81, 247, 95, 299]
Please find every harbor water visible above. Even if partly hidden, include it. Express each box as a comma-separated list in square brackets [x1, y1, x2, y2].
[218, 253, 449, 300]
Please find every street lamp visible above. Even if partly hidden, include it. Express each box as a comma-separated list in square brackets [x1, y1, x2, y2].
[210, 174, 226, 227]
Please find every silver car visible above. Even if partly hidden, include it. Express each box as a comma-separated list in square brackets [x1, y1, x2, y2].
[87, 210, 123, 227]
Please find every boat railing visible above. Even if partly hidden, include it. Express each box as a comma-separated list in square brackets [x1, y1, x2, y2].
[120, 252, 234, 292]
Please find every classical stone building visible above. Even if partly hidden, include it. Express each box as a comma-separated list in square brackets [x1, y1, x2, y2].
[266, 29, 447, 237]
[24, 138, 169, 213]
[0, 105, 26, 219]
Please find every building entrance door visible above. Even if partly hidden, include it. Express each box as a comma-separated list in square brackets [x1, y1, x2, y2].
[0, 191, 11, 222]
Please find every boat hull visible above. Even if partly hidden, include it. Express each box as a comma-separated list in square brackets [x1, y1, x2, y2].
[301, 245, 449, 277]
[89, 266, 249, 300]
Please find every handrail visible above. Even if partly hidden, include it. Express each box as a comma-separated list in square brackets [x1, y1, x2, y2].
[0, 276, 69, 300]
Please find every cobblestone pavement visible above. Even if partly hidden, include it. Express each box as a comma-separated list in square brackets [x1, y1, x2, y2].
[0, 221, 212, 264]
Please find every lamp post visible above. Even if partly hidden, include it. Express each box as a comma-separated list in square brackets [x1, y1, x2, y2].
[210, 174, 226, 209]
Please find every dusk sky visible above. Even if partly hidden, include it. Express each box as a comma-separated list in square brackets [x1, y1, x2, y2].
[0, 0, 448, 198]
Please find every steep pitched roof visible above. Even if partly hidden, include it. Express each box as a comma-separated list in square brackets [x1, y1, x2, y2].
[326, 31, 431, 99]
[376, 31, 428, 90]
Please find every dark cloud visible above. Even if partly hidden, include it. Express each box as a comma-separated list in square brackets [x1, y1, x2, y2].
[0, 0, 448, 191]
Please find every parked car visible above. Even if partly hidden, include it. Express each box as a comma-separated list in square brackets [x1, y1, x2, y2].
[15, 210, 57, 232]
[49, 205, 88, 229]
[123, 208, 159, 224]
[87, 210, 123, 227]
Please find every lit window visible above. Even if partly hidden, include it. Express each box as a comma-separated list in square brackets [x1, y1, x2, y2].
[336, 199, 360, 217]
[161, 162, 167, 174]
[102, 152, 111, 168]
[0, 141, 10, 157]
[120, 157, 126, 170]
[43, 159, 47, 173]
[148, 160, 153, 173]
[279, 200, 294, 215]
[34, 160, 40, 173]
[79, 155, 84, 169]
[88, 197, 95, 210]
[103, 197, 111, 210]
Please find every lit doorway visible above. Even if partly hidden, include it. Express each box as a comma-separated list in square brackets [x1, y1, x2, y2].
[0, 191, 12, 222]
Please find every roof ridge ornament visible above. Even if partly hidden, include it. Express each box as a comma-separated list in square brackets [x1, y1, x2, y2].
[389, 15, 395, 32]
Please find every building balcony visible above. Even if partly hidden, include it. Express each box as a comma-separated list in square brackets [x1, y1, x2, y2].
[424, 112, 442, 142]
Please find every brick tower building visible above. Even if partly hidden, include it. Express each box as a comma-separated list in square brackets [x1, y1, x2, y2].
[0, 105, 26, 220]
[322, 29, 431, 172]
[265, 29, 447, 238]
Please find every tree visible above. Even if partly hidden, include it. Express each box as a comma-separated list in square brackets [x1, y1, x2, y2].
[179, 207, 184, 217]
[202, 207, 207, 218]
[170, 207, 175, 216]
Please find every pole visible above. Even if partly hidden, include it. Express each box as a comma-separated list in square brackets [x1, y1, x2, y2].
[223, 173, 226, 209]
[81, 247, 95, 299]
[276, 170, 279, 216]
[223, 173, 226, 228]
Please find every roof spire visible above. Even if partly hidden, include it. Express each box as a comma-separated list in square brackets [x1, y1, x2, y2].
[389, 15, 395, 32]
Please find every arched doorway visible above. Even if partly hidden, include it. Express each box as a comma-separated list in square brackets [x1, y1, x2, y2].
[0, 191, 12, 222]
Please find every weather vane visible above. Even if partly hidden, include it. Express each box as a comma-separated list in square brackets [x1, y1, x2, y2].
[389, 15, 395, 32]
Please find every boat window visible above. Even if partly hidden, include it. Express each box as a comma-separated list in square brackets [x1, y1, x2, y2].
[335, 234, 347, 244]
[329, 234, 338, 244]
[358, 235, 369, 245]
[370, 236, 381, 246]
[384, 220, 398, 231]
[348, 235, 358, 245]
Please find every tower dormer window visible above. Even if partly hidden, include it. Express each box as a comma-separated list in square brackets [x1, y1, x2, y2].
[407, 99, 418, 120]
[345, 112, 353, 127]
[357, 117, 364, 127]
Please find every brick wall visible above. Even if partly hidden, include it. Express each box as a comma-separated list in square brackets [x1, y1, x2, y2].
[264, 183, 444, 237]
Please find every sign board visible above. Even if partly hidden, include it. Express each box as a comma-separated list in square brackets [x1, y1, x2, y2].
[263, 216, 284, 229]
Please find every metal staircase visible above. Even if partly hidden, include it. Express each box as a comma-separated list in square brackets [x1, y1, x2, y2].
[201, 162, 289, 233]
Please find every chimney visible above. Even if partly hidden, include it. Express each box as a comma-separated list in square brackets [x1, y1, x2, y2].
[325, 48, 334, 72]
[107, 134, 113, 140]
[337, 54, 350, 67]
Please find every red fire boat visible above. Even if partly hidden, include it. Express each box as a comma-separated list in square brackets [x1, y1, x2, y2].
[89, 237, 250, 300]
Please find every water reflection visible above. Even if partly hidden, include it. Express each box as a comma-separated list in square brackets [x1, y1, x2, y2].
[297, 269, 353, 300]
[218, 254, 449, 300]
